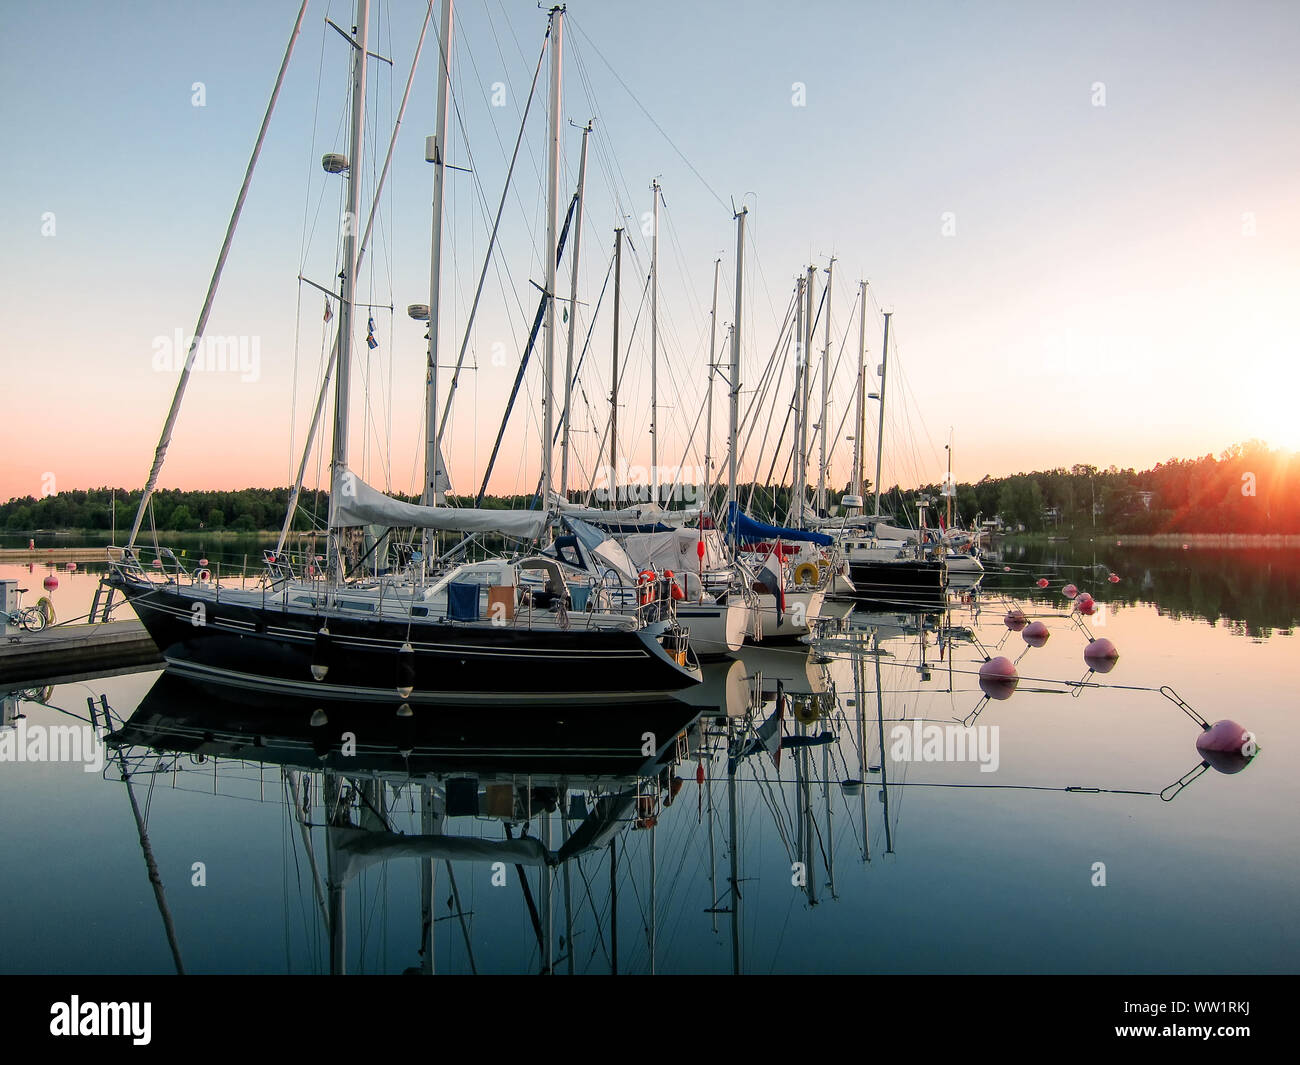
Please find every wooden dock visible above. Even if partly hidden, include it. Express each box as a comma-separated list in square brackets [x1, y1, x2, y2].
[0, 619, 161, 687]
[0, 547, 109, 564]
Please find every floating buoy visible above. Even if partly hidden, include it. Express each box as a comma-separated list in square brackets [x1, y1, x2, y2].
[1062, 583, 1078, 599]
[1023, 620, 1050, 646]
[1003, 565, 1011, 572]
[978, 656, 1019, 700]
[1083, 638, 1119, 672]
[1195, 719, 1252, 755]
[1036, 578, 1049, 588]
[65, 562, 76, 572]
[311, 626, 332, 681]
[1003, 609, 1028, 631]
[28, 539, 34, 550]
[396, 641, 416, 699]
[151, 559, 163, 568]
[199, 558, 209, 567]
[43, 575, 59, 591]
[1076, 595, 1097, 616]
[1108, 573, 1120, 583]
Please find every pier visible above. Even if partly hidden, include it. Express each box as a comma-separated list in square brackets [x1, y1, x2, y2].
[0, 620, 160, 687]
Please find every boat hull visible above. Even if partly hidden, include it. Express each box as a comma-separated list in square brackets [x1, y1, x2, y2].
[111, 576, 700, 704]
[844, 559, 947, 609]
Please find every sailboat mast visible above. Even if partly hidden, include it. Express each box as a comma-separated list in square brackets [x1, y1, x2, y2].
[704, 256, 720, 514]
[650, 179, 661, 503]
[799, 265, 815, 524]
[559, 120, 592, 500]
[727, 208, 746, 517]
[329, 0, 371, 580]
[423, 0, 454, 508]
[791, 276, 804, 519]
[818, 258, 834, 515]
[852, 280, 867, 498]
[610, 227, 622, 481]
[541, 5, 563, 514]
[872, 311, 891, 518]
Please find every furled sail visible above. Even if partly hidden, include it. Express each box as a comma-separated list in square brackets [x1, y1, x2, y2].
[330, 469, 548, 539]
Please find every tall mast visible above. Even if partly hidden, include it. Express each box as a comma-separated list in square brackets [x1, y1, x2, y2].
[727, 208, 746, 518]
[872, 311, 891, 518]
[126, 0, 308, 548]
[559, 120, 592, 500]
[540, 5, 563, 515]
[799, 265, 815, 525]
[609, 227, 622, 483]
[650, 179, 661, 504]
[818, 257, 834, 515]
[852, 280, 867, 498]
[791, 275, 804, 521]
[329, 0, 371, 580]
[704, 256, 721, 513]
[422, 0, 454, 508]
[946, 429, 954, 529]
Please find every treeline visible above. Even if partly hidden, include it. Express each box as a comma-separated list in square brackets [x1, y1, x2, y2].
[886, 441, 1300, 535]
[3, 441, 1296, 535]
[0, 485, 548, 534]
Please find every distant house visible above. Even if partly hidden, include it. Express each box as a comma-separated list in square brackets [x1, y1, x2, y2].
[1136, 491, 1154, 510]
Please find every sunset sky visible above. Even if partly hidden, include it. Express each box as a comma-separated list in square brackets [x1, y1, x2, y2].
[2, 0, 1298, 506]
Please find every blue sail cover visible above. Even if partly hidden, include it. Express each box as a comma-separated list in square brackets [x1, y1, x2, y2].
[726, 503, 833, 546]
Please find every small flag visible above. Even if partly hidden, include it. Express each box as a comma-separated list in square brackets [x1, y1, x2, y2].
[323, 298, 333, 322]
[366, 315, 377, 349]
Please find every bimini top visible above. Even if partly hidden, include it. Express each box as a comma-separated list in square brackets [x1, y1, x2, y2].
[726, 503, 833, 546]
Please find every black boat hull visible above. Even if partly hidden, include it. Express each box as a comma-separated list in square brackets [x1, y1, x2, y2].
[110, 576, 700, 704]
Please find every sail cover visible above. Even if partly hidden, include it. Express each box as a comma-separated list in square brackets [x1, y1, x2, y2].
[330, 469, 548, 539]
[726, 502, 833, 546]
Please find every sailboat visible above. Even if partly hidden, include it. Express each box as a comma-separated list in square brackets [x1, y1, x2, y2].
[107, 1, 700, 704]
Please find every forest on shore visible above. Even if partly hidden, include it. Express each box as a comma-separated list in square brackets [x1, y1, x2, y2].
[2, 441, 1295, 536]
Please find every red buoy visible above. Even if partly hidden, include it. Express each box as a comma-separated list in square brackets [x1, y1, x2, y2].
[1003, 609, 1027, 631]
[1108, 572, 1120, 583]
[199, 558, 209, 567]
[65, 562, 76, 571]
[1076, 594, 1097, 616]
[43, 575, 59, 591]
[1036, 578, 1049, 588]
[1003, 565, 1011, 572]
[1062, 583, 1078, 599]
[1083, 638, 1118, 672]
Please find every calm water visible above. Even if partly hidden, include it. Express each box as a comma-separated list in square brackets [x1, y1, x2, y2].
[1, 542, 1296, 974]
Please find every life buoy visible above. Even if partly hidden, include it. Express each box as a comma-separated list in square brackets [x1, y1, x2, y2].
[196, 568, 211, 583]
[793, 561, 818, 587]
[663, 569, 685, 601]
[638, 570, 656, 606]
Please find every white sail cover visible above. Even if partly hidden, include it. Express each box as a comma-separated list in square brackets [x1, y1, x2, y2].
[330, 469, 548, 539]
[619, 527, 730, 573]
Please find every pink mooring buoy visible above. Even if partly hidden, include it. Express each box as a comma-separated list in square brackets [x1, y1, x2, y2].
[1036, 578, 1050, 588]
[65, 562, 76, 572]
[1022, 620, 1050, 646]
[1003, 565, 1011, 572]
[199, 558, 209, 567]
[1004, 609, 1027, 631]
[1062, 583, 1078, 600]
[1076, 594, 1097, 616]
[1108, 573, 1120, 583]
[43, 575, 59, 591]
[978, 656, 1019, 700]
[1195, 719, 1252, 755]
[1083, 638, 1119, 673]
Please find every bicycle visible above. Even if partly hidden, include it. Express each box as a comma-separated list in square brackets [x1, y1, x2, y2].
[2, 588, 49, 633]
